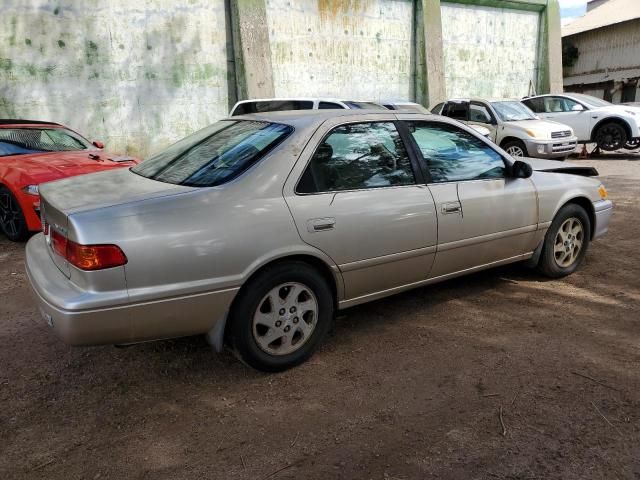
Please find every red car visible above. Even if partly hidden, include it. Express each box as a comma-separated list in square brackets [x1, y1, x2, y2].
[0, 120, 139, 241]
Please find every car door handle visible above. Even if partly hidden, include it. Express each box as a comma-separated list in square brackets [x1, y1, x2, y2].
[307, 217, 336, 232]
[441, 202, 462, 214]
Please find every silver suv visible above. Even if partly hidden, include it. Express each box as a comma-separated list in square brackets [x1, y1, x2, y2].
[432, 98, 578, 159]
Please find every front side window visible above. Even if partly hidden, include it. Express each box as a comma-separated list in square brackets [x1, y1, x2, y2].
[319, 102, 344, 109]
[132, 120, 293, 187]
[431, 102, 444, 115]
[0, 127, 91, 157]
[297, 122, 415, 193]
[407, 122, 505, 183]
[342, 101, 386, 110]
[232, 100, 314, 116]
[542, 96, 581, 113]
[469, 103, 494, 124]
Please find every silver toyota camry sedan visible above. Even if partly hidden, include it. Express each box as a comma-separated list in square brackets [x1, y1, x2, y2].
[26, 110, 613, 371]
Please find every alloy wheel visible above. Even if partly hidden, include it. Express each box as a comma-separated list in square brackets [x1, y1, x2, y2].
[596, 125, 624, 150]
[252, 282, 319, 356]
[506, 145, 525, 157]
[553, 217, 584, 268]
[0, 191, 23, 238]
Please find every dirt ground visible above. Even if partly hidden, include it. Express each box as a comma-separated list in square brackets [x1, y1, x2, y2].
[1, 156, 639, 480]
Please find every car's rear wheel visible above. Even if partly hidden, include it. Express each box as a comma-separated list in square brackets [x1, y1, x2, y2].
[0, 185, 29, 242]
[502, 140, 528, 158]
[538, 203, 591, 278]
[227, 261, 334, 372]
[594, 122, 627, 151]
[624, 138, 640, 150]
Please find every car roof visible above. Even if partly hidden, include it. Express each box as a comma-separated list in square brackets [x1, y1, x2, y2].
[228, 109, 454, 128]
[233, 97, 375, 104]
[0, 119, 62, 127]
[447, 98, 520, 103]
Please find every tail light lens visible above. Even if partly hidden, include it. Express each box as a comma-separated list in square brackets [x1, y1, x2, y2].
[49, 229, 127, 271]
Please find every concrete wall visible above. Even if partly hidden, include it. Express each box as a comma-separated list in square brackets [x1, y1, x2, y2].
[0, 0, 561, 156]
[0, 0, 230, 156]
[440, 2, 541, 99]
[266, 0, 414, 101]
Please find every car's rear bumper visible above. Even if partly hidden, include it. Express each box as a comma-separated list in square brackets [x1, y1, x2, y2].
[25, 234, 239, 346]
[593, 199, 613, 240]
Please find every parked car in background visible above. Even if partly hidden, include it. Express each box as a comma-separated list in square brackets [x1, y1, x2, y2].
[230, 98, 386, 115]
[384, 100, 491, 138]
[522, 93, 640, 151]
[0, 119, 138, 241]
[26, 110, 612, 372]
[432, 98, 578, 159]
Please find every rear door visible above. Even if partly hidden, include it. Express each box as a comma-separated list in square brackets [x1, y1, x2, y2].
[283, 115, 438, 301]
[397, 115, 539, 278]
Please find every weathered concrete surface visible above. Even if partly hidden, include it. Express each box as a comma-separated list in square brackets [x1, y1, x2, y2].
[416, 0, 446, 107]
[230, 0, 275, 100]
[265, 0, 414, 101]
[440, 2, 541, 99]
[0, 0, 230, 157]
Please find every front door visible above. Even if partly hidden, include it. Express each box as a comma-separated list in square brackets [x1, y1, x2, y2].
[400, 118, 539, 278]
[283, 117, 438, 301]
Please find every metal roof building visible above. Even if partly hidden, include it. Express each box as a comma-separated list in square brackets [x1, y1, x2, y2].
[562, 0, 640, 103]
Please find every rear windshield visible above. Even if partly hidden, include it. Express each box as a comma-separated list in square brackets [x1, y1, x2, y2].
[0, 127, 92, 157]
[132, 120, 293, 187]
[232, 100, 314, 115]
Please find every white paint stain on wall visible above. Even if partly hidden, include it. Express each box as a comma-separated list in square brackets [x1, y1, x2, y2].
[0, 0, 229, 156]
[441, 2, 540, 99]
[266, 0, 414, 101]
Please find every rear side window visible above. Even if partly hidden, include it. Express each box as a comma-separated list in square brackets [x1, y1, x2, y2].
[232, 100, 313, 115]
[132, 120, 293, 187]
[297, 122, 415, 194]
[319, 102, 344, 109]
[442, 102, 468, 121]
[522, 97, 544, 113]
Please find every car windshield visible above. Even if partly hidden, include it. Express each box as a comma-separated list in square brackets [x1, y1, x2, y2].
[342, 101, 386, 110]
[567, 93, 612, 108]
[491, 101, 537, 121]
[132, 120, 293, 187]
[0, 127, 92, 157]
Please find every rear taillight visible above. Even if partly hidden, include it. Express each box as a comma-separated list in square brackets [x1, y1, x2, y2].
[49, 229, 127, 271]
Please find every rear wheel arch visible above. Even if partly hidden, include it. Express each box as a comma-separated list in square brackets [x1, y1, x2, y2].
[217, 254, 340, 346]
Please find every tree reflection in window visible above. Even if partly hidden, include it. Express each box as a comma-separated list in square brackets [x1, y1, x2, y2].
[298, 122, 415, 193]
[407, 122, 505, 183]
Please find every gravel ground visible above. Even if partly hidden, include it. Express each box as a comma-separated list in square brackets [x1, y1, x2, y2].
[1, 156, 639, 480]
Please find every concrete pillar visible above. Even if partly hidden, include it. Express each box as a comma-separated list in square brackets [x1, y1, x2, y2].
[229, 0, 275, 100]
[416, 0, 446, 107]
[544, 0, 564, 93]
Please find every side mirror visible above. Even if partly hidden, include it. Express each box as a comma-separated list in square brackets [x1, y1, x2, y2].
[571, 104, 585, 112]
[92, 140, 104, 149]
[511, 160, 533, 179]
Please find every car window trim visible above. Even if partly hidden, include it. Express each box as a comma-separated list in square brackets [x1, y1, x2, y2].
[400, 120, 510, 185]
[293, 120, 422, 196]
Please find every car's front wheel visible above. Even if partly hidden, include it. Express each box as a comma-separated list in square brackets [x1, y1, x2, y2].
[0, 185, 29, 242]
[594, 122, 627, 151]
[227, 261, 334, 372]
[502, 139, 528, 158]
[538, 203, 591, 278]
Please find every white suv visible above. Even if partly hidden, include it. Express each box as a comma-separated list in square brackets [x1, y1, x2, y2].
[522, 93, 640, 151]
[432, 98, 578, 159]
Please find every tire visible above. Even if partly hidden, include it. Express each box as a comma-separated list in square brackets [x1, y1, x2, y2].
[624, 138, 640, 150]
[227, 261, 334, 372]
[0, 185, 29, 242]
[537, 203, 591, 278]
[502, 139, 528, 158]
[594, 122, 627, 151]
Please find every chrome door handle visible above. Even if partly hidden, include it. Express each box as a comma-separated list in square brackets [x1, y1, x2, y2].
[441, 202, 462, 214]
[307, 217, 336, 232]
